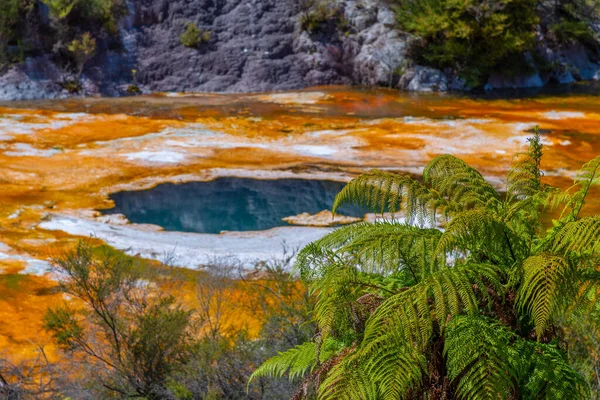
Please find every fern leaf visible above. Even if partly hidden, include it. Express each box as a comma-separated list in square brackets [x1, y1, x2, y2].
[513, 341, 589, 399]
[318, 354, 378, 400]
[363, 263, 503, 349]
[566, 155, 600, 219]
[552, 216, 600, 257]
[435, 209, 523, 264]
[423, 154, 500, 209]
[445, 316, 517, 400]
[332, 170, 434, 226]
[299, 222, 442, 278]
[507, 128, 543, 202]
[517, 254, 576, 339]
[360, 331, 426, 399]
[249, 341, 318, 383]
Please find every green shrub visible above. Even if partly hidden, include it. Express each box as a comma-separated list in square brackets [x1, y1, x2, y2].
[394, 0, 539, 87]
[42, 0, 127, 35]
[180, 22, 211, 48]
[552, 20, 597, 45]
[67, 32, 96, 77]
[300, 1, 344, 34]
[59, 78, 82, 93]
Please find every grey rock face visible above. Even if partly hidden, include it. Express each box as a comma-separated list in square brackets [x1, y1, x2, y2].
[399, 66, 448, 92]
[0, 0, 599, 100]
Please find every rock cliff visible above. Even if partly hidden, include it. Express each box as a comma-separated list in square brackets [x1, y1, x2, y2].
[0, 0, 599, 100]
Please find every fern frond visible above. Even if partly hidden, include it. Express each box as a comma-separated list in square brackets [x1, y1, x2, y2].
[360, 331, 426, 399]
[299, 222, 442, 279]
[551, 216, 600, 257]
[445, 315, 516, 400]
[363, 263, 503, 349]
[318, 353, 378, 400]
[507, 128, 543, 202]
[435, 209, 524, 264]
[332, 170, 434, 226]
[565, 155, 600, 219]
[249, 338, 343, 386]
[517, 253, 576, 339]
[423, 154, 500, 210]
[513, 341, 589, 399]
[249, 341, 318, 383]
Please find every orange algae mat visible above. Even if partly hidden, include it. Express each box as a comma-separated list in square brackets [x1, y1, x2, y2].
[0, 86, 600, 362]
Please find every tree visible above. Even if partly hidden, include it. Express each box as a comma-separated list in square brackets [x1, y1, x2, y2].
[44, 243, 196, 399]
[251, 129, 600, 399]
[67, 32, 96, 78]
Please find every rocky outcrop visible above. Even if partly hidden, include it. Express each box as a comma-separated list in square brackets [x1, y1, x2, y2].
[0, 0, 599, 100]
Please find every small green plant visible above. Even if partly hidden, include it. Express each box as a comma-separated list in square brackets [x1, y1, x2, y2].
[67, 32, 96, 77]
[127, 84, 141, 94]
[300, 1, 343, 34]
[180, 22, 211, 48]
[43, 0, 127, 34]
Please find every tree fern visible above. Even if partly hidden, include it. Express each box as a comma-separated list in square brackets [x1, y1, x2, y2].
[251, 134, 597, 399]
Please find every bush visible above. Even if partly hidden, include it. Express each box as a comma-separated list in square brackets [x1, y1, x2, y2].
[299, 0, 345, 34]
[180, 22, 211, 48]
[552, 20, 597, 45]
[67, 32, 96, 77]
[394, 0, 539, 87]
[43, 0, 126, 34]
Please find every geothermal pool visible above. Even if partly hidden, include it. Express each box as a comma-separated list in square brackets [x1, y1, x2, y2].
[104, 178, 367, 233]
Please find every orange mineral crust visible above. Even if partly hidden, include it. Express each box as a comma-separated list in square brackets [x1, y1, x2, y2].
[0, 86, 599, 361]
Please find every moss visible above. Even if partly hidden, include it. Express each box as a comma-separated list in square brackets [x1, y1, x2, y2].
[2, 274, 26, 290]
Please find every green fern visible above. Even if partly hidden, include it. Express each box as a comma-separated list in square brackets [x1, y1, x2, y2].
[250, 133, 598, 399]
[517, 253, 576, 338]
[445, 316, 517, 399]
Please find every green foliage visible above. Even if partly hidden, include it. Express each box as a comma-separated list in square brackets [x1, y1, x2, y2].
[393, 0, 539, 86]
[180, 23, 211, 48]
[299, 0, 345, 34]
[551, 21, 598, 46]
[253, 129, 600, 398]
[43, 0, 126, 34]
[67, 32, 96, 77]
[445, 316, 516, 399]
[44, 242, 196, 399]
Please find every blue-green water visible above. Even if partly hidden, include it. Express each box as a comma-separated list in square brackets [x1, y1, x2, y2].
[103, 178, 367, 234]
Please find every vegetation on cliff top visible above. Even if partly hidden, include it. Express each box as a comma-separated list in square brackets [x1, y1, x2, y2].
[392, 0, 600, 86]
